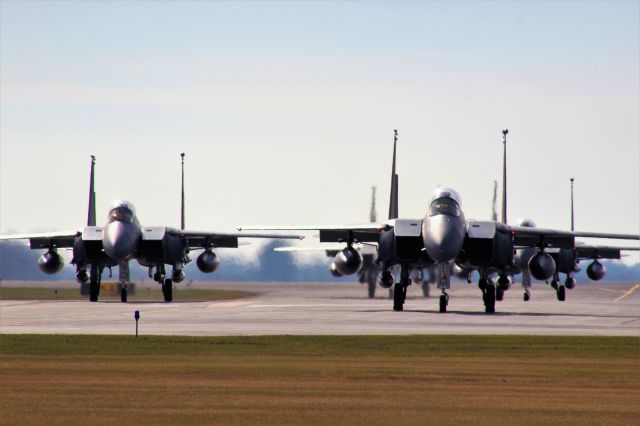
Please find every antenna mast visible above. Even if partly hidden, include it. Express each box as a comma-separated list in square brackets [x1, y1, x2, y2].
[369, 186, 377, 223]
[87, 155, 96, 226]
[501, 129, 508, 224]
[570, 177, 575, 231]
[180, 153, 185, 230]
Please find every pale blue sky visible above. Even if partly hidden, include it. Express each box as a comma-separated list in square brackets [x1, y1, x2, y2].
[1, 0, 638, 260]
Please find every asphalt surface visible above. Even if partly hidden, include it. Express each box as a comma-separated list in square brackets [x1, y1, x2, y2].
[1, 281, 639, 336]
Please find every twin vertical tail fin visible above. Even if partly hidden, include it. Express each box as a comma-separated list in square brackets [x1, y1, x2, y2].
[180, 153, 185, 231]
[388, 130, 399, 220]
[87, 155, 96, 226]
[491, 180, 498, 222]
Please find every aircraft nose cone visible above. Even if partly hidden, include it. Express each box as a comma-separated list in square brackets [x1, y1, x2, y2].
[424, 216, 464, 262]
[103, 222, 139, 261]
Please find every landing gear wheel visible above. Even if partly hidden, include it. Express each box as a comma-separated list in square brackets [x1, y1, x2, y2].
[478, 278, 488, 291]
[120, 286, 127, 303]
[439, 294, 448, 313]
[89, 280, 100, 302]
[557, 285, 565, 302]
[367, 279, 376, 299]
[393, 283, 405, 311]
[524, 291, 531, 302]
[550, 280, 559, 290]
[484, 286, 496, 313]
[422, 282, 430, 298]
[163, 278, 173, 302]
[496, 288, 504, 301]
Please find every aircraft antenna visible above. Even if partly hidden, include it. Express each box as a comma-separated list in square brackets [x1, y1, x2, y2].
[369, 186, 377, 223]
[388, 130, 399, 220]
[501, 129, 508, 224]
[181, 153, 185, 231]
[87, 155, 96, 226]
[491, 180, 498, 221]
[570, 177, 575, 231]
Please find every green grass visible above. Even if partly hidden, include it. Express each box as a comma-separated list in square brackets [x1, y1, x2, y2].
[1, 335, 638, 425]
[0, 287, 254, 301]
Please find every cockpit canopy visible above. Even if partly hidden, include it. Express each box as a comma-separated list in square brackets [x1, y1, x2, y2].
[517, 218, 536, 228]
[429, 197, 461, 217]
[429, 187, 462, 217]
[108, 200, 136, 224]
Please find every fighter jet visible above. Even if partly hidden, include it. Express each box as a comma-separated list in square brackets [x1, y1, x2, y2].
[239, 130, 639, 313]
[0, 155, 302, 302]
[481, 131, 639, 304]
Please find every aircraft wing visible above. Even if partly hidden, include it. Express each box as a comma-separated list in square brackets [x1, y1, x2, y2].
[237, 224, 383, 243]
[0, 231, 81, 249]
[509, 225, 640, 250]
[175, 230, 304, 249]
[575, 245, 639, 260]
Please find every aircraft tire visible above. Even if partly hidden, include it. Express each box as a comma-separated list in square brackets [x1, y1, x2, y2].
[524, 292, 530, 302]
[163, 279, 173, 302]
[393, 283, 404, 311]
[367, 280, 376, 299]
[484, 286, 496, 313]
[439, 294, 447, 313]
[422, 282, 430, 298]
[89, 280, 99, 302]
[120, 286, 127, 303]
[557, 286, 565, 302]
[496, 288, 504, 301]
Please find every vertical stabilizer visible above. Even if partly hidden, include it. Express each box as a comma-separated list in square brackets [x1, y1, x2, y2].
[87, 155, 96, 226]
[369, 186, 377, 223]
[388, 130, 399, 220]
[570, 177, 575, 231]
[501, 129, 508, 224]
[180, 153, 185, 230]
[491, 180, 498, 221]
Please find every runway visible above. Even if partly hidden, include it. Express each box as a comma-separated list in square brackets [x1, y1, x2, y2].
[1, 281, 639, 336]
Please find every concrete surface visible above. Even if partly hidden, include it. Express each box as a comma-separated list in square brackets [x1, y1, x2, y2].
[1, 281, 638, 336]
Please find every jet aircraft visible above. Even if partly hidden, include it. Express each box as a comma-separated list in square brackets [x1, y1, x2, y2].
[0, 155, 302, 302]
[239, 130, 639, 313]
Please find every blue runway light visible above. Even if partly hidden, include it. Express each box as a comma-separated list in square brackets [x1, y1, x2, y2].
[134, 310, 140, 320]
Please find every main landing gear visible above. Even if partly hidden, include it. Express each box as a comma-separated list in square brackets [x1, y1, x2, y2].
[393, 265, 410, 311]
[550, 273, 565, 302]
[151, 264, 173, 302]
[89, 265, 102, 302]
[435, 262, 450, 313]
[119, 261, 130, 303]
[478, 276, 496, 314]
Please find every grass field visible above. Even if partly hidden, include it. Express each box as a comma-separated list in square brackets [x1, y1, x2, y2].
[0, 335, 638, 425]
[0, 287, 254, 302]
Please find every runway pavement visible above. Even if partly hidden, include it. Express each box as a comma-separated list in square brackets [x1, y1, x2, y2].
[1, 281, 639, 336]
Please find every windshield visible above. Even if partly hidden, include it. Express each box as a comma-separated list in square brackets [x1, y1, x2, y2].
[108, 206, 134, 223]
[429, 197, 460, 217]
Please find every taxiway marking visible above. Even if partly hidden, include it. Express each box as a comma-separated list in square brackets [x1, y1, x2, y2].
[614, 284, 640, 302]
